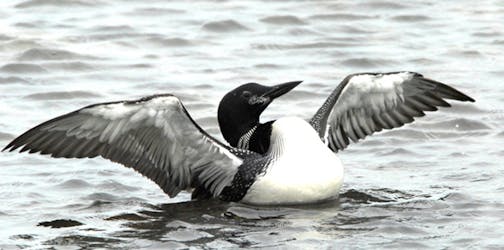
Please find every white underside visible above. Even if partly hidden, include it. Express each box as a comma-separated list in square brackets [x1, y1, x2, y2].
[241, 117, 344, 205]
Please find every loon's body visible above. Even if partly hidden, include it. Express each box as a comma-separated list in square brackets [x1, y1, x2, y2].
[3, 72, 474, 206]
[240, 117, 343, 205]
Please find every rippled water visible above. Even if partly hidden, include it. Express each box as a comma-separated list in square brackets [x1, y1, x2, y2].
[1, 0, 503, 249]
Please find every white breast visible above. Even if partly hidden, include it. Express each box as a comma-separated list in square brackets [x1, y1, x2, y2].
[241, 117, 344, 205]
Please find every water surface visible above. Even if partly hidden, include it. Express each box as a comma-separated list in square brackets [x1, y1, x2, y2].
[1, 0, 503, 249]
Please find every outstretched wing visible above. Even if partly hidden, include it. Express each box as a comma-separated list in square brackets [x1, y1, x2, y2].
[309, 72, 475, 152]
[3, 94, 251, 198]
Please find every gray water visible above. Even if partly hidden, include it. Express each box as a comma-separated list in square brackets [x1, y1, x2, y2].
[1, 0, 503, 249]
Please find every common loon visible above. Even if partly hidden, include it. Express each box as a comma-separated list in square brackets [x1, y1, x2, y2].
[3, 72, 474, 205]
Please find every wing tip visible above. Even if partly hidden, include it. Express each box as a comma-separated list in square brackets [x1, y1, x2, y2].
[2, 130, 37, 153]
[464, 95, 476, 103]
[2, 140, 19, 152]
[1, 145, 11, 152]
[450, 90, 475, 103]
[418, 76, 476, 103]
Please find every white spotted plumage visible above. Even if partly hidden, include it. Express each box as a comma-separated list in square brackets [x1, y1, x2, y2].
[237, 126, 257, 150]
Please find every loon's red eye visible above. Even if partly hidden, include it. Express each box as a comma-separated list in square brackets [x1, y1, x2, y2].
[241, 91, 252, 98]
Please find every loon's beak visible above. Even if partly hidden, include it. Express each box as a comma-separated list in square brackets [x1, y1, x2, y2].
[262, 81, 302, 99]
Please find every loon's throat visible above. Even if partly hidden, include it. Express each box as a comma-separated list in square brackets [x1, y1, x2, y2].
[237, 125, 257, 149]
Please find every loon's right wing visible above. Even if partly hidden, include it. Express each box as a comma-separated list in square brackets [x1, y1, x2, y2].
[309, 72, 475, 152]
[3, 94, 254, 198]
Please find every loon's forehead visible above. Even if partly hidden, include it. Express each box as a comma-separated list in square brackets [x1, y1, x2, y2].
[234, 83, 268, 92]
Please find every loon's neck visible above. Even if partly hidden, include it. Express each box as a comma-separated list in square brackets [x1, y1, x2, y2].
[219, 115, 259, 147]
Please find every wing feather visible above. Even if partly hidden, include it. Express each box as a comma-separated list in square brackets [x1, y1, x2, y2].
[349, 111, 365, 139]
[310, 72, 475, 152]
[3, 94, 255, 198]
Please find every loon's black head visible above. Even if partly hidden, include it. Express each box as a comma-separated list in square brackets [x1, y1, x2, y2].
[218, 81, 302, 146]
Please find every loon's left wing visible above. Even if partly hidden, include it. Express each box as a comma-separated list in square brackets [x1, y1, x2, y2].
[3, 94, 251, 198]
[309, 72, 475, 152]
